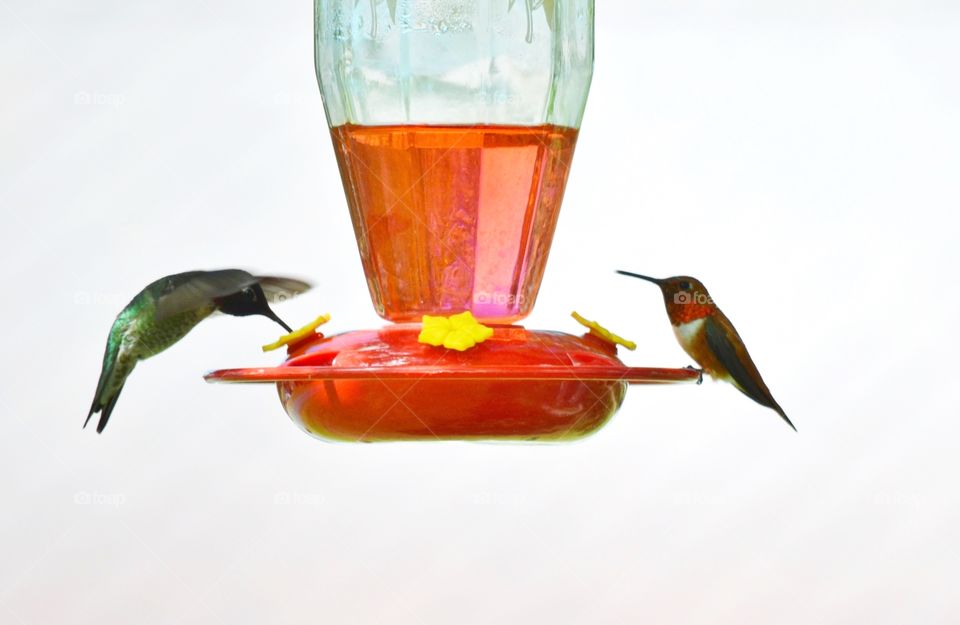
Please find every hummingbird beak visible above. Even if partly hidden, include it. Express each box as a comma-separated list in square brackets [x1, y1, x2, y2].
[615, 270, 662, 285]
[263, 308, 293, 333]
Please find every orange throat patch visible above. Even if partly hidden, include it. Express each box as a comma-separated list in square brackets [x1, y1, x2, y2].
[665, 297, 715, 325]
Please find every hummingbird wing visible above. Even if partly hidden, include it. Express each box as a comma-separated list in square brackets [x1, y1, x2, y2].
[703, 313, 796, 431]
[153, 269, 258, 321]
[254, 276, 312, 304]
[154, 271, 311, 320]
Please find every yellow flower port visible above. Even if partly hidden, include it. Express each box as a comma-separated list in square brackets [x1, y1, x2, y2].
[418, 311, 494, 352]
[571, 311, 637, 351]
[262, 314, 332, 352]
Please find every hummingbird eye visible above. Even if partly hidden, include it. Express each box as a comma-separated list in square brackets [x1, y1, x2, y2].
[679, 281, 691, 290]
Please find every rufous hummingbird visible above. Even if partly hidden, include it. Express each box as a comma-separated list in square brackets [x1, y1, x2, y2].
[85, 269, 310, 433]
[617, 270, 795, 431]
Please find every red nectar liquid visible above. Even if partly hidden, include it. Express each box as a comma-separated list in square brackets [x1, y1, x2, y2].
[331, 124, 579, 322]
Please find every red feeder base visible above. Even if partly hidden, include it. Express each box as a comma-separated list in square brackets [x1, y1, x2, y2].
[205, 324, 699, 442]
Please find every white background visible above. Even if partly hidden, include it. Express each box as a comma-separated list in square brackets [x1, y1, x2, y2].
[2, 1, 958, 623]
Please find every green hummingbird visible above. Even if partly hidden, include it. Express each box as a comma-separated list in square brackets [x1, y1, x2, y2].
[85, 269, 310, 433]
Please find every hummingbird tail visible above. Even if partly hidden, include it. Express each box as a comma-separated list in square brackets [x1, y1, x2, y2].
[773, 405, 797, 432]
[85, 385, 125, 433]
[83, 404, 97, 429]
[733, 385, 797, 432]
[95, 387, 125, 433]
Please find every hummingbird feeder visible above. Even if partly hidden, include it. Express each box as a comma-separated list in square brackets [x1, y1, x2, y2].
[205, 0, 699, 442]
